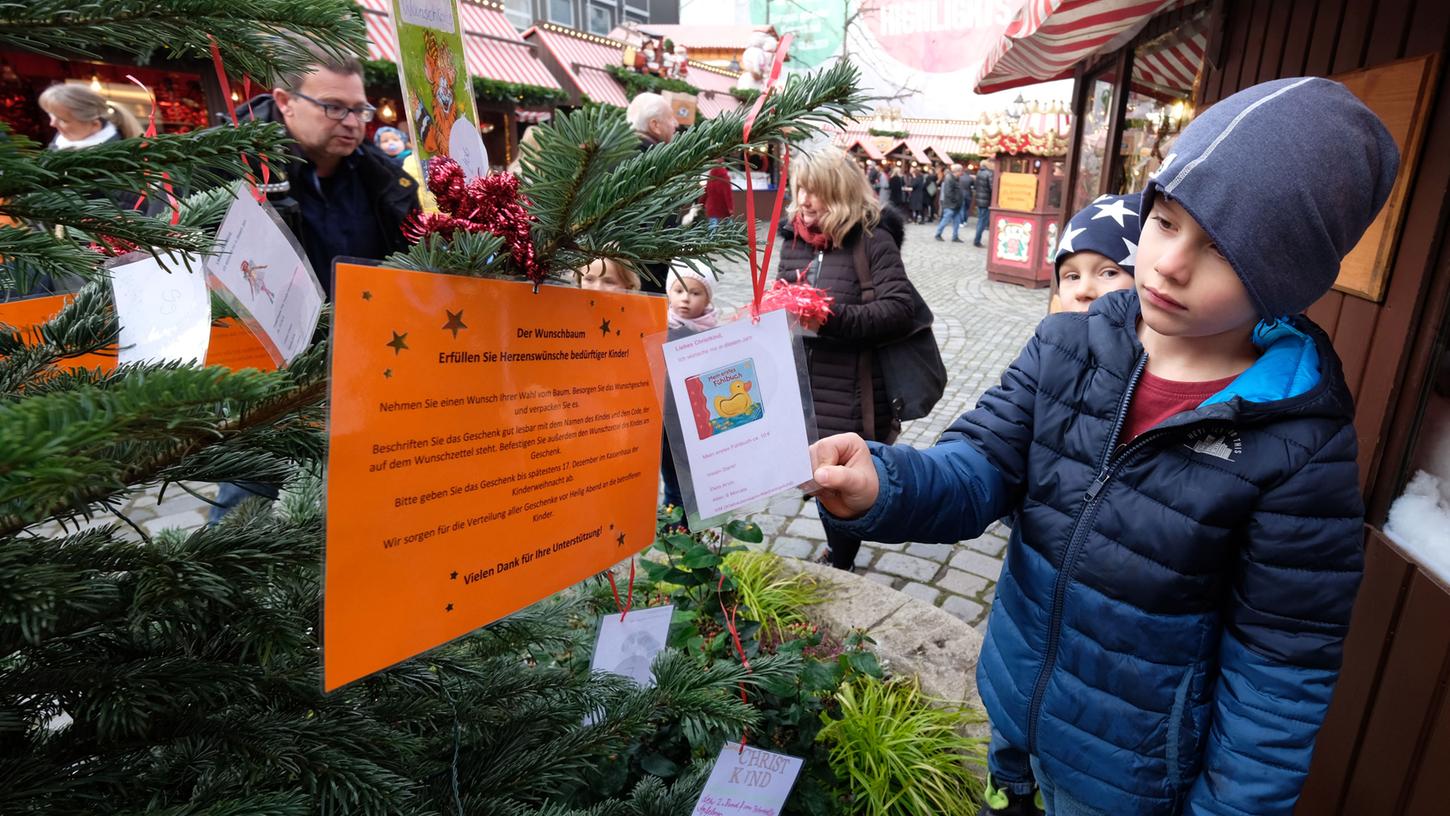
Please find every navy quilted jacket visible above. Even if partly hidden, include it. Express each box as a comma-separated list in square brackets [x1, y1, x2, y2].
[828, 290, 1364, 814]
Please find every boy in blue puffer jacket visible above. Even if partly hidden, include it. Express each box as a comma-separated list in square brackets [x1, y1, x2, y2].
[808, 78, 1399, 816]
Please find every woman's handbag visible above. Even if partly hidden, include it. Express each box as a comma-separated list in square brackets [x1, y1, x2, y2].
[852, 234, 948, 423]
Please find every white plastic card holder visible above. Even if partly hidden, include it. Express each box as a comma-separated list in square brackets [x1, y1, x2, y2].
[203, 185, 324, 365]
[649, 309, 819, 529]
[589, 604, 674, 688]
[105, 251, 211, 365]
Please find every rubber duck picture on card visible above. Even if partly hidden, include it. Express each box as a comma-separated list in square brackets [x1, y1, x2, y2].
[684, 359, 765, 440]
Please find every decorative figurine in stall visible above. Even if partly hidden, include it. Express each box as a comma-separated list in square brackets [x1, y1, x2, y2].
[735, 31, 779, 91]
[668, 43, 690, 80]
[643, 38, 663, 77]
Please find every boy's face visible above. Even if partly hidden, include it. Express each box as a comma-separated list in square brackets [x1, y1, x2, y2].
[1058, 251, 1134, 312]
[580, 259, 632, 292]
[1136, 196, 1258, 337]
[668, 276, 710, 318]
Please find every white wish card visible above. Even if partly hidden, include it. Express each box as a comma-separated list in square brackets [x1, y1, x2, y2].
[204, 187, 324, 365]
[661, 309, 814, 522]
[590, 604, 673, 687]
[691, 742, 804, 816]
[107, 252, 211, 365]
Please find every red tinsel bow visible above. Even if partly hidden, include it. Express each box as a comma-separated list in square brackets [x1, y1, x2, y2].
[753, 279, 834, 325]
[407, 156, 544, 284]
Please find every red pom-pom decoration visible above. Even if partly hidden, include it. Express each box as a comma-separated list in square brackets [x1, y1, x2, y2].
[754, 279, 834, 325]
[408, 156, 544, 283]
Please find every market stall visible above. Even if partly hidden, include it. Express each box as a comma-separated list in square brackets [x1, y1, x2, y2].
[978, 103, 1071, 289]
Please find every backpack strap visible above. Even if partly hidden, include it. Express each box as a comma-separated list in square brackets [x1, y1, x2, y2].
[852, 231, 877, 441]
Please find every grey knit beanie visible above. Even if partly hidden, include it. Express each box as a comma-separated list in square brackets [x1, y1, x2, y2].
[1142, 77, 1400, 320]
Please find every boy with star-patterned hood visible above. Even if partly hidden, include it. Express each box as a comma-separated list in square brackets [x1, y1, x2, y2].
[807, 77, 1399, 815]
[1055, 193, 1140, 312]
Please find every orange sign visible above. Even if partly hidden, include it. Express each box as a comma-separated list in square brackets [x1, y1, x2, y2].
[322, 262, 667, 690]
[0, 294, 115, 371]
[0, 295, 277, 372]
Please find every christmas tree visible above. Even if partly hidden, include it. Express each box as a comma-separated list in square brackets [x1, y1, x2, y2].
[0, 2, 864, 813]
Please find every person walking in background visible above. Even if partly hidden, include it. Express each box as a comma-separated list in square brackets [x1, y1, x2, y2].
[702, 161, 733, 231]
[888, 165, 907, 212]
[934, 163, 967, 243]
[973, 163, 994, 247]
[775, 147, 916, 572]
[908, 166, 930, 224]
[626, 92, 680, 294]
[927, 166, 943, 222]
[876, 164, 891, 205]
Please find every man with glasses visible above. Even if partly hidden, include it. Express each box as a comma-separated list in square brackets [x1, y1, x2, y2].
[239, 44, 420, 297]
[214, 46, 420, 523]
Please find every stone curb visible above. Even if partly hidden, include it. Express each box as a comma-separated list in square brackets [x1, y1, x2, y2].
[776, 557, 986, 714]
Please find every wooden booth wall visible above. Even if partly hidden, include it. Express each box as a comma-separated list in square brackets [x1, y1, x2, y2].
[1196, 0, 1450, 518]
[1195, 2, 1450, 814]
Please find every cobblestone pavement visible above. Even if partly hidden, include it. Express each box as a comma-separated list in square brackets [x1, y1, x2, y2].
[708, 221, 1050, 631]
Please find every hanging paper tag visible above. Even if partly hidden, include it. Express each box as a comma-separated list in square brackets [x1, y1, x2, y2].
[107, 252, 211, 365]
[658, 310, 816, 526]
[691, 742, 804, 816]
[590, 604, 673, 687]
[203, 186, 324, 365]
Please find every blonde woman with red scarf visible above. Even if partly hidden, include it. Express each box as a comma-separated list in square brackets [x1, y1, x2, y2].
[777, 147, 915, 571]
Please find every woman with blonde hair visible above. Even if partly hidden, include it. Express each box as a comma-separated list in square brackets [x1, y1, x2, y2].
[38, 84, 142, 149]
[776, 146, 916, 571]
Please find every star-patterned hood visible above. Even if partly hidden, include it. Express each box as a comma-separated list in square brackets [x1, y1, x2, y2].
[1054, 192, 1140, 280]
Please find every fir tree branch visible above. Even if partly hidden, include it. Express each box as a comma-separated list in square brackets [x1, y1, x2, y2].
[529, 61, 865, 275]
[0, 1, 369, 87]
[0, 373, 325, 536]
[0, 123, 293, 203]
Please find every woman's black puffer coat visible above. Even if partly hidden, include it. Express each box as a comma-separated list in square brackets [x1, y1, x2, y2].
[775, 208, 915, 441]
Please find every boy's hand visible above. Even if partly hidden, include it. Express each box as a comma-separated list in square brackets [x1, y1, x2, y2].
[809, 433, 879, 519]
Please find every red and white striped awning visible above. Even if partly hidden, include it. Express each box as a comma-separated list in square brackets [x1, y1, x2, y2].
[359, 0, 397, 62]
[686, 63, 743, 120]
[525, 24, 631, 108]
[357, 1, 561, 91]
[975, 0, 1180, 94]
[832, 118, 980, 159]
[902, 139, 933, 165]
[1133, 28, 1205, 98]
[458, 2, 563, 90]
[840, 136, 885, 160]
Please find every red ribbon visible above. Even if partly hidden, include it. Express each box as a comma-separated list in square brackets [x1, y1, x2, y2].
[606, 557, 636, 621]
[125, 75, 181, 225]
[208, 37, 269, 202]
[740, 34, 794, 319]
[718, 571, 752, 750]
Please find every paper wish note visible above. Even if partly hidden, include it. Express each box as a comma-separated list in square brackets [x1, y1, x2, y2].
[591, 605, 673, 687]
[691, 742, 804, 816]
[108, 252, 211, 365]
[205, 187, 324, 365]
